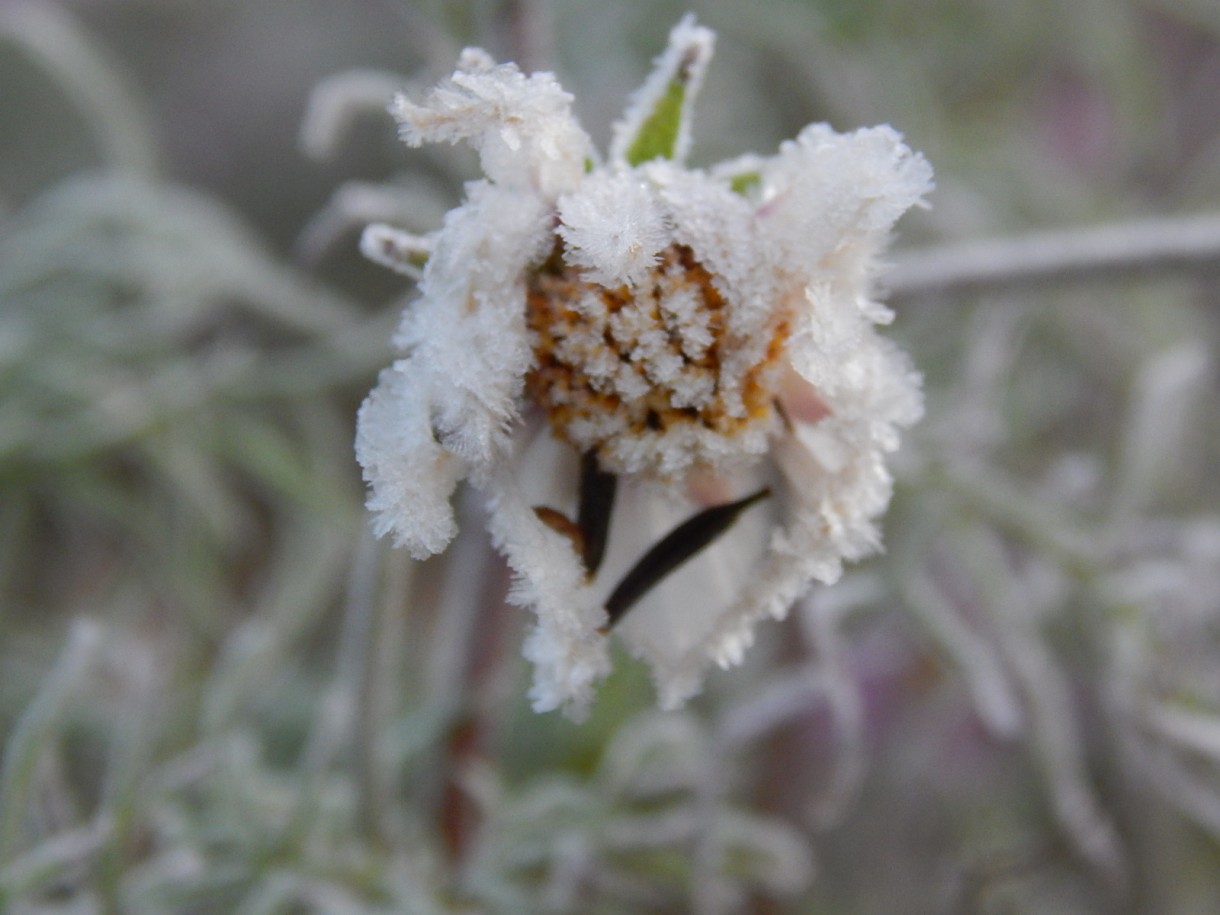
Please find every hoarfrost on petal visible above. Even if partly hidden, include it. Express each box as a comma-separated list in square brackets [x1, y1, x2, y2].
[557, 171, 670, 288]
[761, 124, 933, 292]
[355, 361, 463, 558]
[482, 464, 612, 720]
[397, 182, 552, 468]
[607, 477, 788, 709]
[390, 54, 592, 198]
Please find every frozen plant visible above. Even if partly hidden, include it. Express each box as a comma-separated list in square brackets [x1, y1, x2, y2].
[356, 15, 932, 718]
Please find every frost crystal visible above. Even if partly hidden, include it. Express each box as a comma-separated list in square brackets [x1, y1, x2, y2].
[356, 16, 933, 718]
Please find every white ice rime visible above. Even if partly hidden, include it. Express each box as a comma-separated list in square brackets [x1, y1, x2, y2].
[356, 15, 933, 718]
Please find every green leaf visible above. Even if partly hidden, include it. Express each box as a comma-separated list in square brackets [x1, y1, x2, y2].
[624, 77, 686, 166]
[729, 171, 762, 195]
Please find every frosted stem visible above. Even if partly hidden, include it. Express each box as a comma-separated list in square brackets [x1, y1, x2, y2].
[889, 212, 1220, 298]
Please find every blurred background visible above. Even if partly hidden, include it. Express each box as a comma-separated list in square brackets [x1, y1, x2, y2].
[2, 0, 1219, 911]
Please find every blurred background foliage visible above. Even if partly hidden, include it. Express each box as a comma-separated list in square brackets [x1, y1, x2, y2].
[2, 0, 1219, 912]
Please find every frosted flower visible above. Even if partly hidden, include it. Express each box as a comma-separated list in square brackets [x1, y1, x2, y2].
[356, 17, 932, 718]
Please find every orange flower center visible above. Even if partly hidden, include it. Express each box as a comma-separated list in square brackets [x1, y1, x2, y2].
[526, 242, 791, 475]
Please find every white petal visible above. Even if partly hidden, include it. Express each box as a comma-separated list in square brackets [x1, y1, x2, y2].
[614, 336, 921, 708]
[557, 171, 670, 287]
[397, 182, 552, 468]
[355, 361, 463, 558]
[482, 461, 612, 720]
[359, 223, 430, 279]
[390, 52, 591, 198]
[607, 476, 777, 709]
[760, 124, 933, 307]
[772, 334, 924, 578]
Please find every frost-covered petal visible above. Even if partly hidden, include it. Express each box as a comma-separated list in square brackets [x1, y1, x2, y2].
[482, 459, 612, 720]
[359, 223, 431, 279]
[610, 331, 922, 708]
[391, 51, 591, 198]
[557, 171, 670, 288]
[355, 361, 463, 558]
[787, 284, 925, 434]
[774, 333, 923, 577]
[357, 180, 553, 557]
[760, 125, 933, 318]
[607, 475, 776, 709]
[398, 181, 553, 468]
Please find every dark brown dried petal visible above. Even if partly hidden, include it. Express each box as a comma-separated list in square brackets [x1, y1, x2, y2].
[533, 506, 586, 560]
[577, 451, 617, 576]
[601, 487, 771, 632]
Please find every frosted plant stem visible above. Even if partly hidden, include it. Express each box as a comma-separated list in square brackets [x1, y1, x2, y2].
[1136, 743, 1220, 839]
[425, 496, 498, 724]
[360, 544, 414, 848]
[1148, 703, 1220, 759]
[889, 212, 1220, 299]
[940, 461, 1101, 570]
[298, 72, 412, 163]
[716, 669, 822, 749]
[202, 518, 348, 735]
[96, 638, 160, 908]
[0, 619, 102, 863]
[441, 554, 516, 868]
[902, 566, 1024, 739]
[424, 492, 512, 865]
[349, 532, 397, 844]
[690, 747, 729, 915]
[801, 600, 868, 828]
[0, 815, 112, 897]
[959, 529, 1125, 881]
[1107, 342, 1212, 532]
[289, 532, 382, 844]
